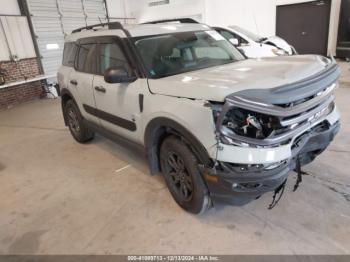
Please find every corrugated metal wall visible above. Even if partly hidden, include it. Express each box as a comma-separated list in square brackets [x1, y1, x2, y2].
[0, 20, 11, 61]
[26, 0, 107, 78]
[0, 16, 36, 61]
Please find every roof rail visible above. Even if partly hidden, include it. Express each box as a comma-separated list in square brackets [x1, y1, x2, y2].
[72, 22, 123, 33]
[142, 18, 199, 24]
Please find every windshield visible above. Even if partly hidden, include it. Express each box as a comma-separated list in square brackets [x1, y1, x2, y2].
[133, 30, 245, 78]
[229, 25, 265, 42]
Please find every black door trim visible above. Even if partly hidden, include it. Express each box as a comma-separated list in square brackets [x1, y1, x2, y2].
[83, 104, 137, 131]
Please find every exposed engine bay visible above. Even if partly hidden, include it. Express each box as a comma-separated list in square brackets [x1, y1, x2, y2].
[222, 108, 280, 139]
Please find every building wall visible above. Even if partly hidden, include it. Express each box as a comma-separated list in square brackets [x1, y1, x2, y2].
[205, 0, 341, 55]
[137, 0, 204, 23]
[1, 58, 41, 83]
[122, 0, 341, 56]
[0, 16, 37, 61]
[106, 0, 128, 18]
[0, 58, 43, 110]
[0, 81, 43, 110]
[1, 0, 21, 16]
[109, 0, 205, 22]
[0, 1, 43, 110]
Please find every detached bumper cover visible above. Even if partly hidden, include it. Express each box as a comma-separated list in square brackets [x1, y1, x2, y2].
[205, 121, 340, 206]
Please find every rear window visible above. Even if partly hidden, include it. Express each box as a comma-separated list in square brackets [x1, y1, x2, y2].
[62, 42, 78, 67]
[75, 44, 97, 74]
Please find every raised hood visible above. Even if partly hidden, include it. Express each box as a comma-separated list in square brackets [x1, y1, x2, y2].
[147, 55, 332, 102]
[263, 36, 293, 54]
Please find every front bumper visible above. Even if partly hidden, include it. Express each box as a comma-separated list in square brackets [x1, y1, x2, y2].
[204, 120, 340, 206]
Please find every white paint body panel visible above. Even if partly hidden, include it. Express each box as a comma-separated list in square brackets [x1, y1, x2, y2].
[58, 26, 340, 168]
[220, 25, 294, 58]
[263, 36, 294, 54]
[148, 55, 329, 102]
[92, 76, 145, 142]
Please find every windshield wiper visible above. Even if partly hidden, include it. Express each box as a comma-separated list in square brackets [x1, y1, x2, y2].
[257, 37, 268, 43]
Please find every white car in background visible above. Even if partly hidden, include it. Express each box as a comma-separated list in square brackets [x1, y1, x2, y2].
[214, 25, 296, 58]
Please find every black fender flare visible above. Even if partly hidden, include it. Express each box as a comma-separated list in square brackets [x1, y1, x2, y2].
[60, 88, 80, 126]
[144, 117, 212, 175]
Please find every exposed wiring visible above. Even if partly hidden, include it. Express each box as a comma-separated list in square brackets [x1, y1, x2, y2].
[214, 131, 221, 167]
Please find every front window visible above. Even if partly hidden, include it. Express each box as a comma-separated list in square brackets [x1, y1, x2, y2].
[133, 30, 245, 78]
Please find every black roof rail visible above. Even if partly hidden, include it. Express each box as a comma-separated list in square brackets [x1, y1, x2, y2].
[142, 18, 199, 25]
[72, 22, 123, 33]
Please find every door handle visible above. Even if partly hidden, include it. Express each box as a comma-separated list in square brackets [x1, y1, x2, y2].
[70, 80, 78, 85]
[94, 86, 106, 93]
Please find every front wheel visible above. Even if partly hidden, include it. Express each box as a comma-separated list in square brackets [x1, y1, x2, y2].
[160, 136, 211, 214]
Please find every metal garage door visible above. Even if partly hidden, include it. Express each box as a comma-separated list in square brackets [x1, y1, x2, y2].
[337, 0, 350, 59]
[276, 0, 331, 56]
[25, 0, 107, 79]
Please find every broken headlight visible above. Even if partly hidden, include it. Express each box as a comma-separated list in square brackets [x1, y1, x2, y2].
[222, 108, 281, 139]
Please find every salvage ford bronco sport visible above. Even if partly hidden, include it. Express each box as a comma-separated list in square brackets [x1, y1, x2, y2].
[58, 20, 341, 214]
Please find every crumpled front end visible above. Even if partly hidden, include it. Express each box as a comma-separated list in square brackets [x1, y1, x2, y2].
[204, 58, 342, 205]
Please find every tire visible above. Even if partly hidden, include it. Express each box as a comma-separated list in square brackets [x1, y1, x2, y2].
[160, 136, 211, 214]
[64, 100, 94, 143]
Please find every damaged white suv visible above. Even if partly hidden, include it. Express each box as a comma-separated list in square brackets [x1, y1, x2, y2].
[58, 20, 341, 214]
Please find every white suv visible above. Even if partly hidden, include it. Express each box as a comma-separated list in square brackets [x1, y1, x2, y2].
[58, 20, 341, 214]
[214, 25, 296, 58]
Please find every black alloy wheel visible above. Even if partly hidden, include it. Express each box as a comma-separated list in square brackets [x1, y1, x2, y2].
[165, 151, 194, 202]
[64, 100, 94, 143]
[160, 136, 211, 214]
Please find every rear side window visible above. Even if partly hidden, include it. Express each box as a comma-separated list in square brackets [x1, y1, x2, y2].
[97, 42, 131, 75]
[62, 42, 78, 67]
[76, 44, 97, 74]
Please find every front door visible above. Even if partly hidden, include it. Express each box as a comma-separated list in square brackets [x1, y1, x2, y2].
[92, 37, 143, 143]
[276, 0, 331, 56]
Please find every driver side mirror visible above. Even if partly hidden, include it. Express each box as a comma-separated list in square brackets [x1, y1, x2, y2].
[104, 67, 137, 84]
[229, 38, 240, 46]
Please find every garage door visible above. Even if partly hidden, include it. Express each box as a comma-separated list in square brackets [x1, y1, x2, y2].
[337, 0, 350, 59]
[25, 0, 107, 79]
[276, 0, 331, 56]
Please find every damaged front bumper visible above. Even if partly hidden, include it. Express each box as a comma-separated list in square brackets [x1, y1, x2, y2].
[203, 119, 340, 206]
[203, 59, 342, 206]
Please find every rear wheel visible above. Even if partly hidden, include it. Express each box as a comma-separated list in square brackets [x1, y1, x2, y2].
[64, 100, 94, 143]
[160, 136, 211, 214]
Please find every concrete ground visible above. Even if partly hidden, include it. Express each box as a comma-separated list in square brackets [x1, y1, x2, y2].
[339, 60, 350, 86]
[0, 63, 350, 255]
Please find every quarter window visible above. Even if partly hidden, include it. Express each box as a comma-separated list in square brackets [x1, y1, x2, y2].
[62, 42, 78, 67]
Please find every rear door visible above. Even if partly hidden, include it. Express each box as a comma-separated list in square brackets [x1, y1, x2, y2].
[69, 38, 100, 124]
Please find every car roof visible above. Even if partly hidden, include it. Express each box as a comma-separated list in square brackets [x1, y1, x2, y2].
[65, 23, 211, 42]
[126, 23, 211, 37]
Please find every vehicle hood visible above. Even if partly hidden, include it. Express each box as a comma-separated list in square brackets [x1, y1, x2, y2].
[263, 36, 293, 54]
[148, 55, 330, 102]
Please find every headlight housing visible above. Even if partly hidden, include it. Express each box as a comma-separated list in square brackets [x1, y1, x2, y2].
[272, 48, 288, 56]
[222, 107, 281, 140]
